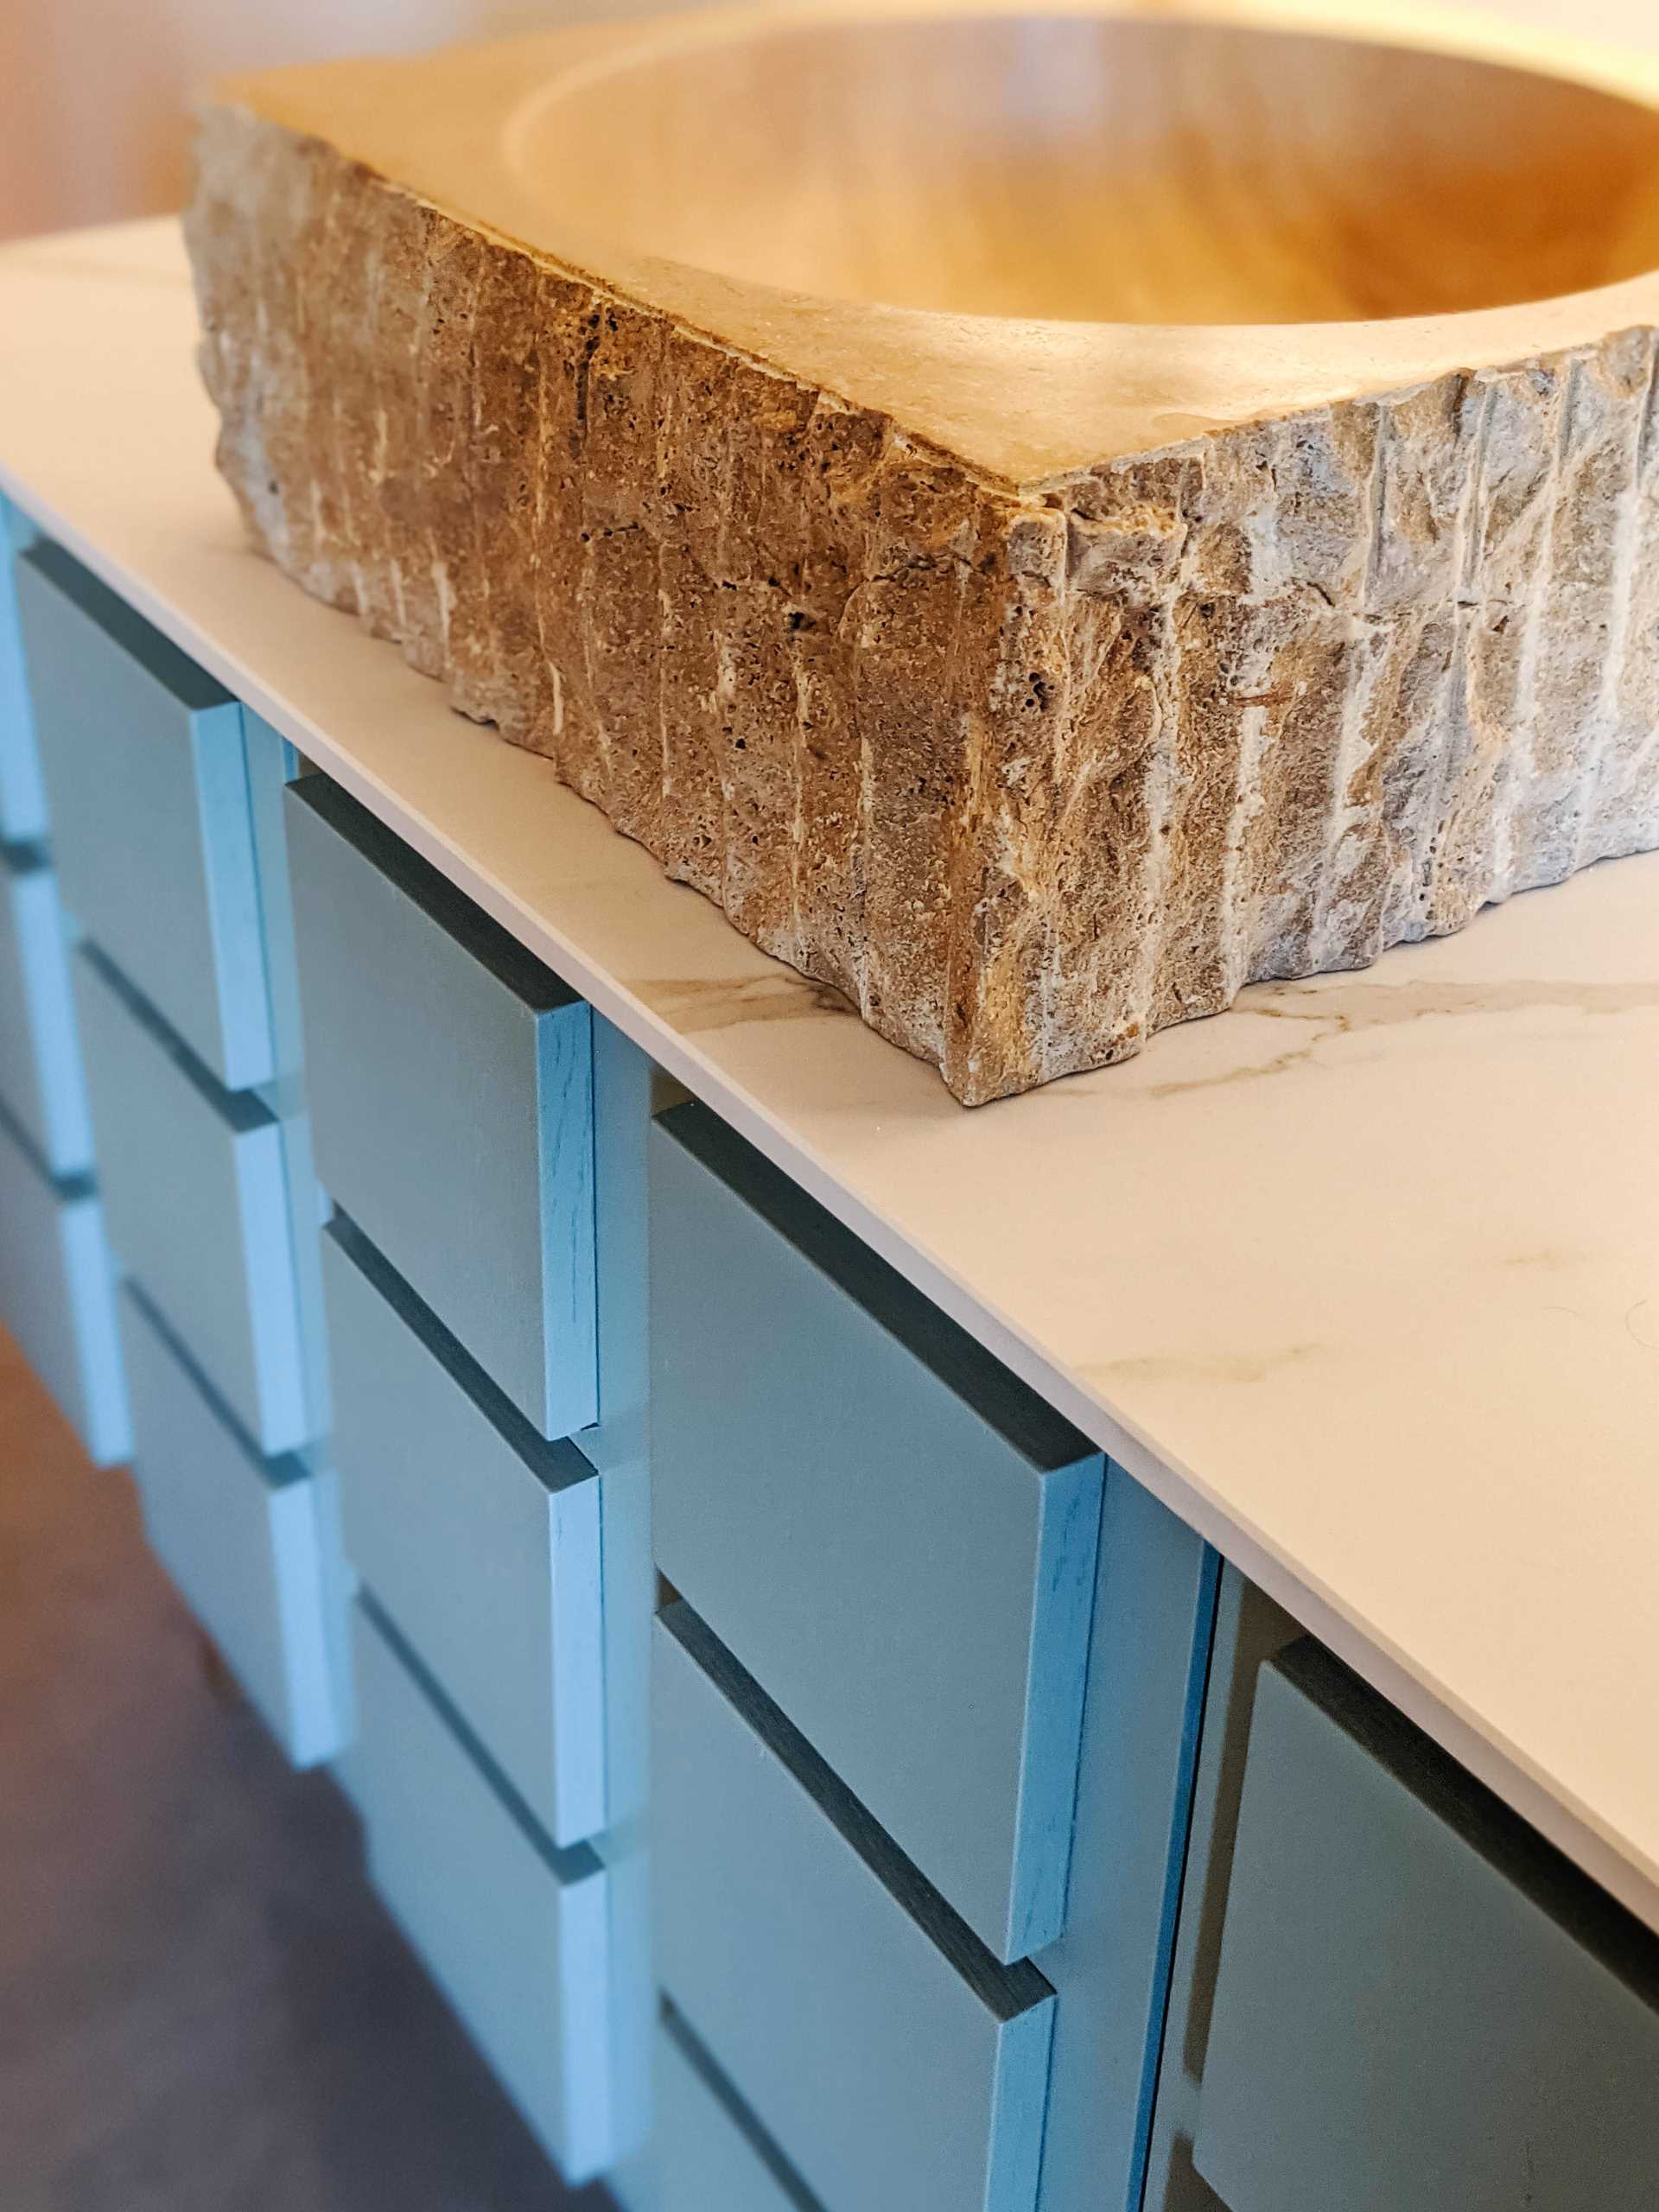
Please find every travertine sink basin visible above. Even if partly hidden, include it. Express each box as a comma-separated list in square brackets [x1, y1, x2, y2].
[188, 0, 1659, 1101]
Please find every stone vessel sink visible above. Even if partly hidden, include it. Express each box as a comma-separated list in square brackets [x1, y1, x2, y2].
[188, 0, 1659, 1101]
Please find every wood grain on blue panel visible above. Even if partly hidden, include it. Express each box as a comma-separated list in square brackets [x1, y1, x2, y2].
[242, 731, 333, 1432]
[0, 840, 93, 1175]
[653, 1602, 1055, 2212]
[321, 1211, 606, 1847]
[340, 1593, 622, 2183]
[1193, 1640, 1659, 2212]
[582, 1020, 662, 2160]
[650, 1103, 1103, 1965]
[73, 944, 308, 1453]
[284, 776, 596, 1441]
[0, 1094, 128, 1465]
[587, 1016, 658, 1832]
[14, 541, 275, 1088]
[118, 1282, 344, 1766]
[0, 501, 48, 842]
[1033, 1478, 1219, 2212]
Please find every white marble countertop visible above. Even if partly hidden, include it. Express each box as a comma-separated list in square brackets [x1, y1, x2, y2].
[3, 216, 1658, 1930]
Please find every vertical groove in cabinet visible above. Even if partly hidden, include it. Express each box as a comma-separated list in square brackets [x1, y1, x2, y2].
[582, 1020, 660, 2159]
[1031, 1478, 1222, 2212]
[588, 1020, 658, 1828]
[241, 719, 334, 1437]
[1139, 1571, 1305, 2212]
[1125, 1543, 1224, 2212]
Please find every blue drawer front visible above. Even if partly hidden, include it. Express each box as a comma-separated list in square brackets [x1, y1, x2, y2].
[73, 945, 309, 1453]
[652, 1604, 1054, 2212]
[321, 1213, 607, 1847]
[119, 1284, 345, 1766]
[0, 1098, 128, 1465]
[650, 1104, 1103, 1964]
[0, 504, 48, 841]
[340, 1593, 628, 2183]
[285, 776, 596, 1441]
[0, 841, 93, 1175]
[611, 2011, 817, 2212]
[15, 539, 276, 1090]
[1192, 1640, 1659, 2212]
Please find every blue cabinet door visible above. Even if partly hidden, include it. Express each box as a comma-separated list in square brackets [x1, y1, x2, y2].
[653, 1603, 1054, 2212]
[1194, 1639, 1659, 2212]
[285, 775, 596, 1441]
[340, 1594, 632, 2183]
[16, 540, 276, 1089]
[74, 946, 309, 1453]
[321, 1214, 607, 1847]
[120, 1284, 345, 1766]
[651, 1103, 1103, 1964]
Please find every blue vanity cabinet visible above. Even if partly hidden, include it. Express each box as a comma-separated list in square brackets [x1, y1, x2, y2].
[12, 498, 1659, 2212]
[119, 1284, 346, 1766]
[649, 1103, 1103, 1965]
[340, 1593, 629, 2185]
[321, 1212, 607, 1848]
[0, 1098, 128, 1465]
[1189, 1640, 1659, 2212]
[284, 775, 596, 1443]
[14, 540, 277, 1090]
[73, 945, 309, 1456]
[0, 839, 93, 1176]
[652, 1601, 1055, 2212]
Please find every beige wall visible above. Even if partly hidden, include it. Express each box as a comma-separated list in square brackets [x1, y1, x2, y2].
[0, 0, 658, 242]
[2, 0, 1656, 245]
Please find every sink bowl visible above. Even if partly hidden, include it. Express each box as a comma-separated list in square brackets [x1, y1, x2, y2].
[188, 0, 1659, 1101]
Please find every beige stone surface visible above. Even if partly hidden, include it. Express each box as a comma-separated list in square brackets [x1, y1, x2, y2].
[185, 0, 1659, 1100]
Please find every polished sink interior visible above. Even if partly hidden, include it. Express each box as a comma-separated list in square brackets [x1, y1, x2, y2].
[507, 14, 1659, 325]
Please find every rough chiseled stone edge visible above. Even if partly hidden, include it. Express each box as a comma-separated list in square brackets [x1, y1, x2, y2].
[186, 108, 1659, 1104]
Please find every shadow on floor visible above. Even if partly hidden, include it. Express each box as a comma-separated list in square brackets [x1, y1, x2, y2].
[0, 1325, 613, 2212]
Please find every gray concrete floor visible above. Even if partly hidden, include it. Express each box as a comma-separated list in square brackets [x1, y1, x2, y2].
[0, 1325, 613, 2212]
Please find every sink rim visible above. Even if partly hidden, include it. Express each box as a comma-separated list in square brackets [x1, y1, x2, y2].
[501, 0, 1659, 333]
